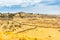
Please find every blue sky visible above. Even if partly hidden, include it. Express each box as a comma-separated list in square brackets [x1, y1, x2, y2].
[0, 0, 60, 14]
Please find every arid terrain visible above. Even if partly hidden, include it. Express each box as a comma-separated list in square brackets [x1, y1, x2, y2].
[0, 12, 60, 40]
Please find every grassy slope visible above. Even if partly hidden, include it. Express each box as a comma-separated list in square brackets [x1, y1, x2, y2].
[0, 13, 60, 40]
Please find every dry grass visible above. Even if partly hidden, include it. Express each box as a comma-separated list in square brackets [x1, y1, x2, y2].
[0, 12, 60, 40]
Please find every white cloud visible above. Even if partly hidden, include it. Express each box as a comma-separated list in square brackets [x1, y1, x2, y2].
[0, 0, 23, 6]
[33, 0, 42, 3]
[0, 0, 42, 7]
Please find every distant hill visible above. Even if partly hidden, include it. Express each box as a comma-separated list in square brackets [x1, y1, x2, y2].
[0, 12, 59, 20]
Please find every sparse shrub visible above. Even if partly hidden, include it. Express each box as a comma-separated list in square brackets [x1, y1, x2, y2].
[2, 26, 7, 29]
[8, 14, 14, 18]
[14, 24, 21, 28]
[35, 38, 37, 40]
[1, 15, 5, 18]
